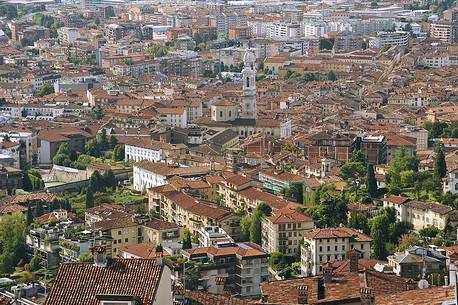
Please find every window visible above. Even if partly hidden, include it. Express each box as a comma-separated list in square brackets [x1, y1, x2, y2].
[125, 238, 129, 243]
[319, 246, 322, 252]
[335, 246, 338, 251]
[118, 230, 122, 235]
[220, 111, 223, 118]
[327, 246, 330, 251]
[246, 76, 250, 88]
[361, 244, 364, 250]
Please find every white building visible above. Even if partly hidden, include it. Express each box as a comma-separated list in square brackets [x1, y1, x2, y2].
[0, 142, 20, 168]
[197, 226, 234, 247]
[57, 27, 81, 44]
[157, 108, 187, 128]
[382, 195, 453, 231]
[303, 22, 329, 38]
[369, 31, 409, 48]
[300, 227, 372, 276]
[444, 169, 458, 194]
[0, 129, 38, 168]
[267, 22, 301, 40]
[420, 53, 458, 68]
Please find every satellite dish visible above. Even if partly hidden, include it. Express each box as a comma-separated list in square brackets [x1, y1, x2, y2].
[418, 279, 429, 289]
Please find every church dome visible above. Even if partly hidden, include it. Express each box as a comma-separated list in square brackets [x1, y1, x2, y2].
[243, 51, 256, 64]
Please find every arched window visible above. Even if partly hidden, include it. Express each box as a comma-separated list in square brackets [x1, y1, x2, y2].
[246, 76, 250, 88]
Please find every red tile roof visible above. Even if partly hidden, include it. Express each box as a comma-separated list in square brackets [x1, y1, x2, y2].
[303, 227, 372, 242]
[44, 259, 163, 305]
[266, 208, 313, 224]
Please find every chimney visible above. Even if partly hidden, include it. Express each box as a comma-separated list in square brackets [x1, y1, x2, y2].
[322, 262, 333, 285]
[296, 285, 309, 304]
[155, 244, 164, 266]
[360, 287, 375, 305]
[348, 249, 360, 273]
[91, 245, 108, 267]
[215, 276, 225, 294]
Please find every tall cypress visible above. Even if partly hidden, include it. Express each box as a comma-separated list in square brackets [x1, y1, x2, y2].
[367, 164, 378, 198]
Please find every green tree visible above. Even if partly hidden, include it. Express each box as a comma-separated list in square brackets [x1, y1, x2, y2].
[53, 143, 72, 167]
[240, 214, 252, 241]
[397, 233, 420, 251]
[29, 252, 42, 272]
[348, 210, 370, 235]
[312, 193, 348, 228]
[85, 187, 94, 209]
[109, 135, 118, 149]
[256, 202, 272, 216]
[112, 144, 125, 161]
[145, 45, 168, 57]
[103, 169, 117, 189]
[370, 213, 389, 259]
[26, 204, 33, 226]
[85, 139, 101, 157]
[367, 164, 378, 198]
[419, 226, 441, 239]
[0, 213, 27, 273]
[434, 146, 447, 178]
[35, 202, 44, 217]
[38, 83, 54, 97]
[249, 210, 262, 245]
[182, 230, 192, 249]
[89, 170, 103, 192]
[98, 129, 109, 151]
[79, 253, 94, 262]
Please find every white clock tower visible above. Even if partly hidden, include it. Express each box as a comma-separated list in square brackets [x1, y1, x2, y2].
[240, 50, 257, 119]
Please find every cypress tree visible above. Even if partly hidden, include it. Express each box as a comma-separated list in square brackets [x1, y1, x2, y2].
[367, 164, 378, 198]
[435, 147, 447, 178]
[85, 187, 95, 209]
[26, 204, 33, 226]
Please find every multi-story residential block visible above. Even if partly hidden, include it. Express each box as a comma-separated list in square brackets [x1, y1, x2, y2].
[183, 242, 269, 297]
[111, 59, 158, 78]
[358, 135, 387, 165]
[369, 31, 409, 49]
[124, 138, 186, 163]
[387, 246, 446, 277]
[300, 227, 372, 276]
[382, 195, 453, 231]
[301, 131, 357, 163]
[267, 22, 301, 40]
[157, 108, 187, 128]
[420, 52, 458, 68]
[211, 12, 247, 35]
[261, 208, 314, 255]
[400, 126, 428, 151]
[430, 22, 458, 43]
[385, 134, 416, 162]
[157, 190, 240, 238]
[197, 225, 234, 247]
[258, 169, 304, 194]
[133, 160, 213, 191]
[57, 27, 81, 44]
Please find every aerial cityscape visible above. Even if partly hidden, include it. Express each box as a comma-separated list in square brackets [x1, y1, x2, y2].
[0, 0, 457, 304]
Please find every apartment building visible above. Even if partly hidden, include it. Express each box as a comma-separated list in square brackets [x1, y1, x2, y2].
[420, 52, 458, 68]
[211, 12, 247, 35]
[267, 22, 301, 40]
[158, 191, 240, 238]
[111, 59, 157, 78]
[57, 27, 81, 44]
[300, 226, 372, 276]
[369, 31, 409, 49]
[261, 208, 314, 255]
[358, 135, 387, 165]
[133, 160, 212, 191]
[183, 242, 269, 297]
[301, 131, 357, 163]
[157, 108, 187, 128]
[258, 169, 304, 194]
[124, 138, 186, 163]
[430, 22, 458, 43]
[382, 195, 453, 231]
[197, 226, 234, 247]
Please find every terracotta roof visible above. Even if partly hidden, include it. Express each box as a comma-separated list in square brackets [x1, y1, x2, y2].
[44, 259, 163, 305]
[185, 242, 267, 259]
[238, 187, 301, 211]
[303, 227, 372, 242]
[225, 174, 252, 187]
[144, 218, 179, 230]
[0, 141, 19, 149]
[0, 192, 59, 205]
[383, 195, 409, 205]
[376, 286, 454, 305]
[119, 243, 170, 259]
[184, 291, 251, 305]
[266, 208, 313, 224]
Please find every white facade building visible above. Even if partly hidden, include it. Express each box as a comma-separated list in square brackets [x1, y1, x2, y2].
[369, 31, 409, 48]
[300, 227, 372, 276]
[125, 143, 162, 163]
[267, 22, 301, 40]
[197, 226, 234, 247]
[157, 108, 187, 128]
